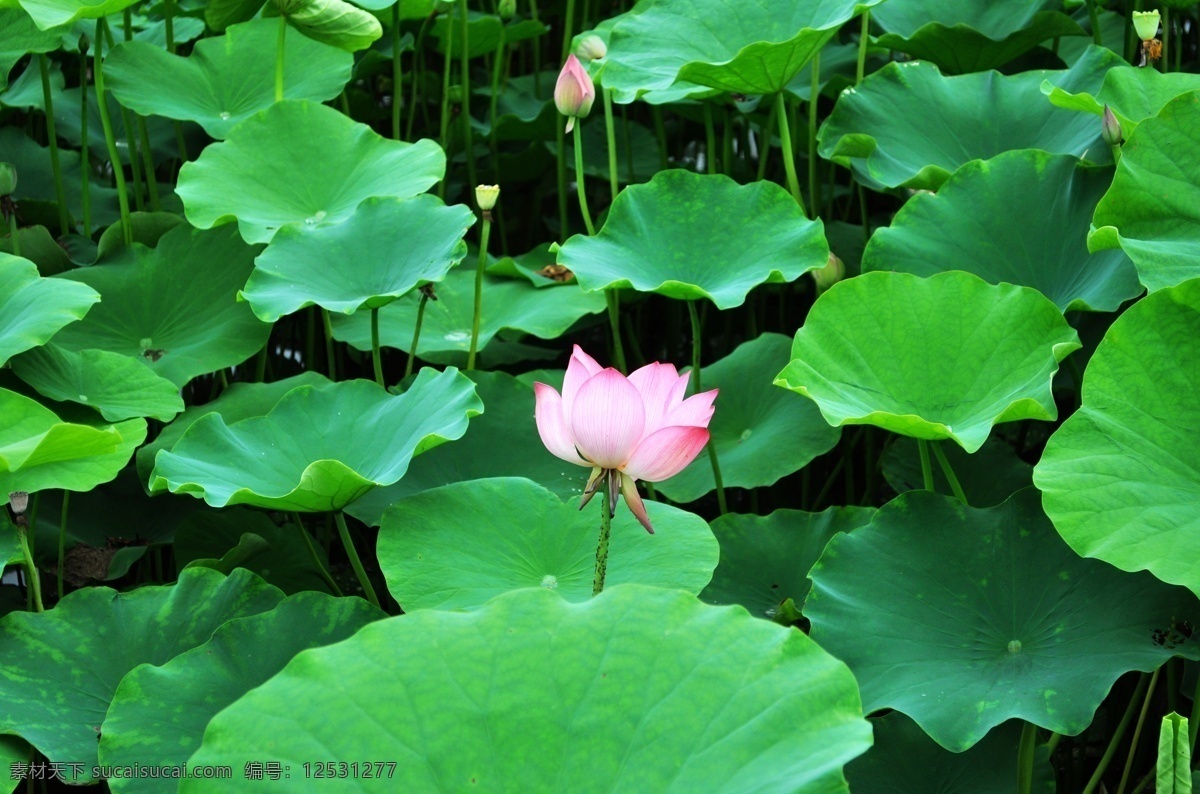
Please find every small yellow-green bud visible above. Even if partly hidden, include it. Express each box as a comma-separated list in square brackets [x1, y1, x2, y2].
[1101, 105, 1122, 147]
[574, 34, 606, 62]
[475, 184, 500, 211]
[1133, 9, 1160, 41]
[0, 163, 16, 196]
[498, 0, 516, 19]
[812, 252, 845, 295]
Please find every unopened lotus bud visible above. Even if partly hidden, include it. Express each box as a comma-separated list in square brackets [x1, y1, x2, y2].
[575, 34, 606, 62]
[8, 492, 29, 516]
[447, 84, 463, 104]
[1101, 105, 1122, 147]
[498, 0, 516, 19]
[1133, 9, 1160, 41]
[0, 163, 15, 196]
[555, 54, 595, 133]
[475, 184, 500, 211]
[78, 33, 89, 53]
[812, 252, 845, 295]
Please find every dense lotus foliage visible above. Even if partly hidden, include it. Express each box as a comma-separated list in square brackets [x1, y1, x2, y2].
[1, 0, 1199, 789]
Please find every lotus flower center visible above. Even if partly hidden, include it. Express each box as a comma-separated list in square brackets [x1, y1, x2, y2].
[1007, 640, 1022, 654]
[540, 574, 558, 590]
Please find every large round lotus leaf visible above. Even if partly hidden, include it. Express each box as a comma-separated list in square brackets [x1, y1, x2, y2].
[872, 0, 1084, 74]
[134, 372, 332, 483]
[182, 585, 872, 791]
[378, 477, 718, 610]
[1034, 279, 1200, 596]
[99, 592, 382, 794]
[774, 271, 1080, 453]
[0, 254, 99, 367]
[0, 8, 63, 91]
[861, 150, 1141, 312]
[177, 100, 445, 244]
[1089, 92, 1200, 293]
[0, 388, 146, 506]
[700, 506, 875, 621]
[103, 20, 353, 139]
[846, 714, 1055, 793]
[12, 344, 183, 422]
[883, 436, 1032, 508]
[173, 508, 335, 596]
[331, 264, 606, 367]
[807, 488, 1200, 752]
[149, 369, 482, 512]
[817, 47, 1123, 191]
[16, 0, 137, 30]
[657, 333, 841, 502]
[266, 0, 382, 52]
[241, 195, 474, 322]
[0, 568, 283, 783]
[1, 128, 121, 226]
[49, 224, 271, 388]
[1043, 64, 1200, 137]
[347, 371, 582, 526]
[599, 0, 884, 104]
[555, 171, 828, 309]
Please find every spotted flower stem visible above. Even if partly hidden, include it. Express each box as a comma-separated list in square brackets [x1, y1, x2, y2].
[592, 472, 613, 596]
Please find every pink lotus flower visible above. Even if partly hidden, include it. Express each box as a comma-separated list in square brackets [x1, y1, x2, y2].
[534, 346, 718, 534]
[554, 54, 595, 133]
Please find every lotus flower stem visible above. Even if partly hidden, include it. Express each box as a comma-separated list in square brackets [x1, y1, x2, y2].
[406, 288, 431, 378]
[78, 45, 91, 237]
[293, 513, 343, 596]
[1189, 671, 1200, 752]
[591, 475, 612, 596]
[702, 103, 717, 174]
[917, 439, 934, 492]
[774, 93, 808, 217]
[322, 308, 338, 380]
[136, 117, 160, 211]
[16, 529, 43, 613]
[275, 13, 287, 102]
[489, 33, 506, 135]
[602, 87, 619, 201]
[334, 511, 380, 608]
[930, 442, 967, 505]
[6, 213, 18, 257]
[652, 106, 668, 172]
[757, 98, 777, 182]
[605, 293, 627, 373]
[808, 52, 820, 212]
[1117, 666, 1160, 794]
[688, 301, 727, 514]
[1160, 8, 1169, 71]
[392, 4, 403, 139]
[115, 15, 145, 214]
[94, 19, 132, 246]
[572, 123, 596, 235]
[467, 215, 492, 370]
[1085, 0, 1102, 46]
[1082, 672, 1149, 794]
[56, 491, 69, 601]
[856, 11, 870, 83]
[1016, 722, 1037, 794]
[37, 55, 69, 237]
[406, 13, 433, 140]
[370, 308, 385, 385]
[559, 0, 577, 62]
[458, 0, 478, 191]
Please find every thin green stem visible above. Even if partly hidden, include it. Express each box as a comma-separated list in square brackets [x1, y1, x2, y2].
[78, 45, 91, 237]
[1083, 673, 1150, 794]
[602, 86, 619, 201]
[94, 19, 131, 246]
[489, 34, 505, 134]
[774, 93, 807, 216]
[38, 55, 69, 237]
[856, 11, 870, 83]
[406, 288, 430, 378]
[1086, 0, 1102, 46]
[116, 15, 144, 214]
[572, 123, 595, 235]
[321, 308, 337, 380]
[592, 474, 612, 596]
[438, 35, 453, 199]
[560, 0, 577, 61]
[688, 300, 726, 514]
[1160, 8, 1169, 72]
[17, 527, 43, 613]
[405, 14, 433, 140]
[652, 105, 668, 172]
[458, 0, 477, 191]
[807, 51, 820, 212]
[7, 213, 18, 257]
[391, 4, 403, 139]
[275, 13, 287, 102]
[467, 216, 492, 370]
[1117, 666, 1160, 794]
[1189, 666, 1200, 753]
[56, 491, 69, 601]
[333, 511, 379, 608]
[605, 291, 626, 373]
[931, 441, 967, 505]
[136, 116, 159, 210]
[757, 97, 777, 182]
[370, 308, 384, 386]
[1017, 722, 1037, 794]
[292, 513, 342, 596]
[703, 102, 716, 174]
[917, 438, 935, 492]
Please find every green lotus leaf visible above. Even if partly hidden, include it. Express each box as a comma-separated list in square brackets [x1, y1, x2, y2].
[11, 344, 183, 422]
[0, 388, 146, 506]
[555, 171, 828, 309]
[1034, 278, 1200, 596]
[0, 567, 283, 783]
[700, 506, 874, 621]
[1089, 92, 1200, 293]
[134, 372, 333, 483]
[784, 40, 880, 102]
[378, 477, 718, 610]
[775, 271, 1080, 453]
[1, 55, 63, 109]
[0, 736, 27, 794]
[16, 0, 136, 30]
[432, 10, 548, 59]
[99, 591, 382, 794]
[347, 371, 582, 526]
[1157, 713, 1192, 794]
[474, 70, 558, 141]
[177, 99, 445, 244]
[657, 333, 841, 502]
[872, 1, 1085, 74]
[103, 20, 354, 139]
[182, 585, 872, 791]
[0, 254, 99, 366]
[599, 0, 885, 104]
[46, 84, 181, 167]
[846, 713, 1055, 793]
[240, 195, 474, 322]
[0, 8, 62, 91]
[49, 224, 271, 388]
[818, 46, 1123, 191]
[1043, 64, 1200, 137]
[551, 115, 663, 184]
[807, 489, 1200, 752]
[271, 0, 383, 52]
[331, 264, 606, 367]
[1, 127, 121, 227]
[94, 211, 187, 258]
[883, 436, 1032, 508]
[149, 369, 482, 512]
[862, 150, 1141, 312]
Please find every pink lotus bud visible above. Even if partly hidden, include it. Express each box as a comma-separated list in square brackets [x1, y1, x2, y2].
[533, 346, 717, 534]
[812, 252, 845, 295]
[1101, 105, 1123, 147]
[554, 54, 595, 133]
